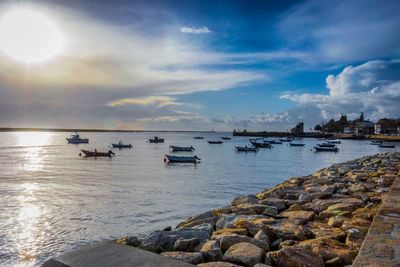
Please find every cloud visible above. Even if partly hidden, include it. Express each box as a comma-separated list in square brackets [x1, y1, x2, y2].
[180, 26, 212, 34]
[281, 60, 400, 123]
[278, 0, 400, 63]
[108, 96, 181, 107]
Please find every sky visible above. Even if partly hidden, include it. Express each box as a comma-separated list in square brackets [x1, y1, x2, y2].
[0, 0, 399, 131]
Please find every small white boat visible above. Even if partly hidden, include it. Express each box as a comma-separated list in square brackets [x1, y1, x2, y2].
[66, 132, 89, 144]
[289, 142, 305, 147]
[326, 140, 341, 144]
[378, 144, 396, 148]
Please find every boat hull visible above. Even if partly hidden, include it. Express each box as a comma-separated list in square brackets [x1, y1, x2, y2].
[112, 144, 132, 148]
[170, 146, 195, 152]
[208, 141, 223, 144]
[235, 146, 258, 152]
[314, 146, 339, 152]
[290, 143, 305, 147]
[67, 138, 89, 144]
[80, 150, 114, 157]
[164, 155, 200, 163]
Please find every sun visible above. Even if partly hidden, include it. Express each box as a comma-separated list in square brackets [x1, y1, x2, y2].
[0, 8, 63, 63]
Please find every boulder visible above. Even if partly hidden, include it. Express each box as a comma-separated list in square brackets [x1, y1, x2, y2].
[299, 193, 313, 203]
[271, 222, 307, 241]
[326, 198, 364, 212]
[279, 211, 315, 225]
[231, 195, 259, 206]
[254, 229, 270, 251]
[268, 247, 324, 267]
[262, 206, 278, 216]
[197, 262, 242, 267]
[161, 251, 205, 264]
[218, 234, 267, 251]
[200, 240, 223, 261]
[216, 214, 266, 230]
[115, 236, 141, 247]
[258, 198, 286, 211]
[212, 228, 248, 238]
[140, 228, 210, 253]
[295, 237, 357, 264]
[287, 204, 304, 211]
[223, 242, 264, 267]
[177, 211, 214, 228]
[305, 221, 346, 241]
[173, 238, 199, 252]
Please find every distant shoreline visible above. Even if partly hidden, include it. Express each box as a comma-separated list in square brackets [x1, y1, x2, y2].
[0, 127, 217, 133]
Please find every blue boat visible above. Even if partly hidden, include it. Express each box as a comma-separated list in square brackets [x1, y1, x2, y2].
[112, 141, 132, 149]
[170, 145, 195, 152]
[164, 155, 200, 163]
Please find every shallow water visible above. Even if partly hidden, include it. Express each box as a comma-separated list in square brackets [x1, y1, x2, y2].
[0, 131, 399, 266]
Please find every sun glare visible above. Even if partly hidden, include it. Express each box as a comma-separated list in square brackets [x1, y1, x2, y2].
[0, 8, 63, 63]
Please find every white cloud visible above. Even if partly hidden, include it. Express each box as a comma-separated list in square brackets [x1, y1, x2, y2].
[180, 26, 212, 34]
[281, 60, 400, 123]
[108, 96, 181, 107]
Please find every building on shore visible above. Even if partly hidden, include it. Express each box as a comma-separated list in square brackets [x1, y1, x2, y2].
[355, 120, 374, 135]
[374, 118, 400, 135]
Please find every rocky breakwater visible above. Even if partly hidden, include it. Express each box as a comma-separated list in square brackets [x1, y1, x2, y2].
[117, 152, 400, 267]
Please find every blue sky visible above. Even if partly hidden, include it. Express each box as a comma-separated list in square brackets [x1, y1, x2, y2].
[0, 0, 399, 130]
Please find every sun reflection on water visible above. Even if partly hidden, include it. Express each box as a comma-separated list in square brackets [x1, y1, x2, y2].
[15, 132, 52, 172]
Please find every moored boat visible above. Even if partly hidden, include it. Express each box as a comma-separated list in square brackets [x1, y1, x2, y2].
[148, 136, 164, 143]
[164, 154, 200, 163]
[208, 141, 223, 144]
[279, 138, 293, 142]
[112, 141, 132, 148]
[289, 142, 305, 147]
[326, 140, 341, 144]
[221, 136, 231, 140]
[66, 132, 89, 144]
[249, 139, 272, 148]
[235, 146, 258, 152]
[169, 145, 195, 152]
[269, 140, 283, 144]
[378, 144, 396, 148]
[80, 149, 115, 157]
[194, 136, 204, 139]
[370, 140, 383, 145]
[314, 146, 339, 152]
[317, 142, 336, 147]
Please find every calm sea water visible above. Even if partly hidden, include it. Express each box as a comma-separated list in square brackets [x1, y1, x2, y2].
[0, 131, 399, 266]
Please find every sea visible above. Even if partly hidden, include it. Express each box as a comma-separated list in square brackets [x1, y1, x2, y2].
[0, 131, 399, 266]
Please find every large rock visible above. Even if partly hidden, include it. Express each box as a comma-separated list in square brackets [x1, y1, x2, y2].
[140, 228, 210, 253]
[231, 195, 259, 206]
[258, 198, 286, 211]
[197, 262, 242, 267]
[216, 214, 266, 230]
[326, 200, 364, 212]
[217, 234, 268, 251]
[268, 247, 324, 267]
[305, 221, 346, 240]
[223, 242, 264, 267]
[279, 211, 315, 225]
[271, 222, 307, 241]
[295, 237, 358, 264]
[161, 251, 204, 264]
[199, 240, 223, 261]
[173, 238, 199, 252]
[177, 211, 214, 228]
[254, 229, 270, 251]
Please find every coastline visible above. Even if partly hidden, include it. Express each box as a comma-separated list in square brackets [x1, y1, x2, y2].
[113, 152, 400, 266]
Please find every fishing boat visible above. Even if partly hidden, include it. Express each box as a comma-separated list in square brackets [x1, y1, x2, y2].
[112, 141, 132, 148]
[269, 140, 283, 144]
[314, 146, 339, 152]
[289, 142, 305, 147]
[194, 136, 204, 139]
[80, 149, 115, 157]
[370, 140, 383, 145]
[235, 146, 258, 152]
[317, 142, 336, 147]
[66, 132, 89, 144]
[170, 145, 195, 152]
[279, 138, 293, 142]
[221, 136, 231, 140]
[208, 141, 223, 144]
[378, 144, 396, 148]
[148, 136, 164, 143]
[164, 155, 200, 163]
[249, 139, 272, 148]
[326, 140, 341, 144]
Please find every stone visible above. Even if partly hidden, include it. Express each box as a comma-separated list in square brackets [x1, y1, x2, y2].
[140, 228, 210, 253]
[231, 195, 259, 206]
[115, 236, 141, 247]
[295, 237, 357, 264]
[258, 198, 286, 211]
[218, 234, 267, 251]
[269, 247, 324, 267]
[212, 228, 248, 238]
[163, 226, 172, 231]
[299, 192, 313, 202]
[179, 217, 217, 229]
[216, 214, 265, 230]
[262, 206, 278, 216]
[327, 216, 345, 228]
[223, 242, 264, 267]
[254, 264, 272, 267]
[325, 256, 343, 267]
[326, 199, 364, 212]
[305, 221, 346, 241]
[254, 229, 270, 251]
[173, 238, 199, 252]
[352, 204, 380, 220]
[279, 211, 315, 225]
[278, 240, 298, 249]
[161, 251, 205, 264]
[287, 204, 303, 211]
[177, 211, 214, 228]
[197, 262, 242, 267]
[271, 222, 307, 241]
[200, 240, 223, 261]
